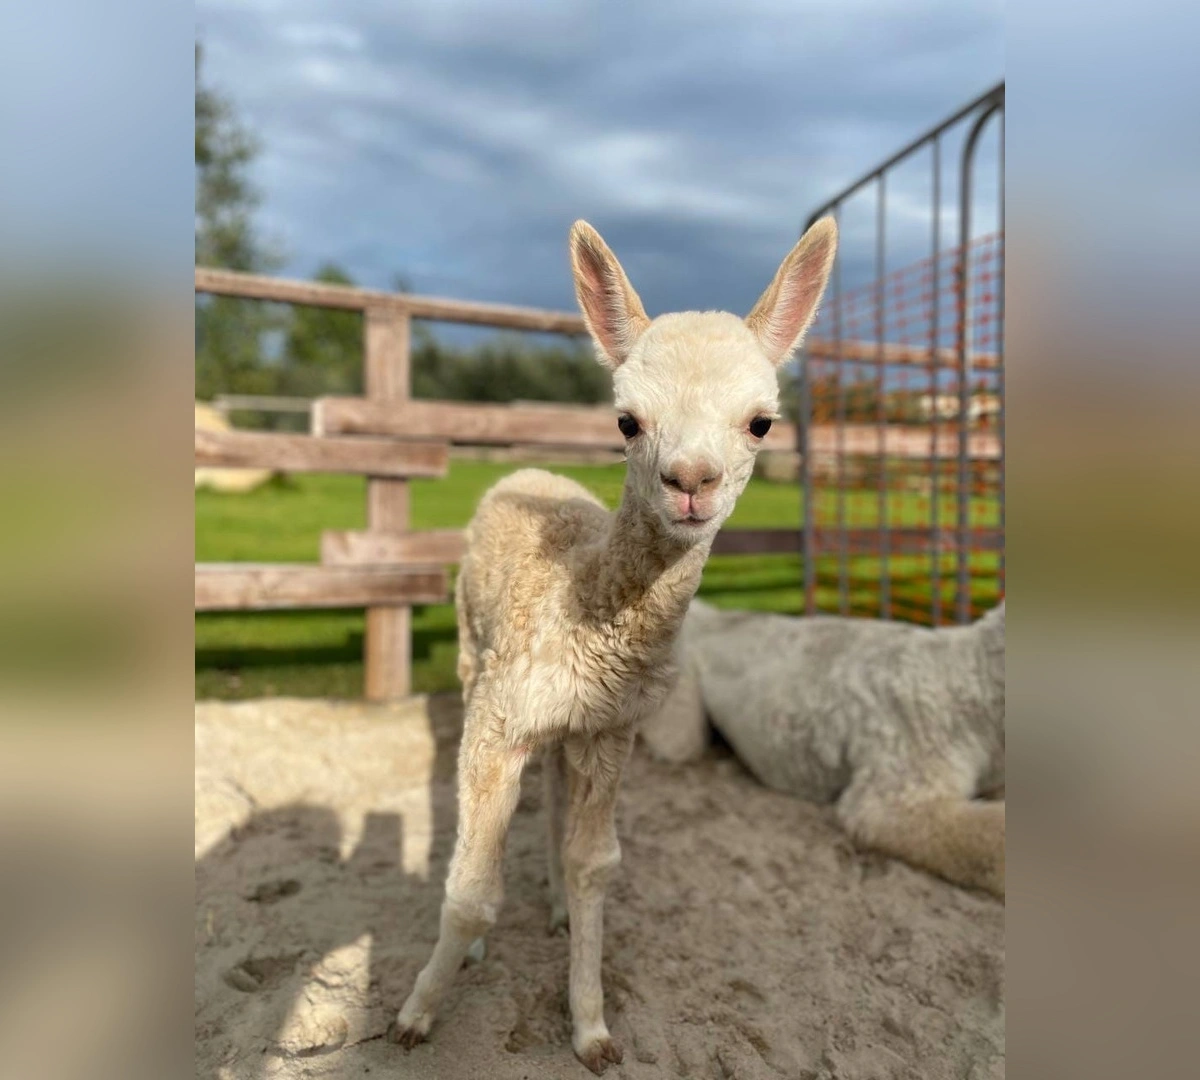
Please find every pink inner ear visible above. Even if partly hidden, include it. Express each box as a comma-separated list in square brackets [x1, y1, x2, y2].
[576, 243, 608, 300]
[575, 244, 623, 355]
[768, 238, 833, 356]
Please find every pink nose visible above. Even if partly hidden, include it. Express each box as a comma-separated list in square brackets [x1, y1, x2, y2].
[660, 460, 723, 497]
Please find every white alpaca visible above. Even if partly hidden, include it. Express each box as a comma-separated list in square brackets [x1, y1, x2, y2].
[393, 217, 837, 1071]
[643, 600, 1006, 897]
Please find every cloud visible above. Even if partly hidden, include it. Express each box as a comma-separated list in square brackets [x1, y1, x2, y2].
[196, 0, 1003, 315]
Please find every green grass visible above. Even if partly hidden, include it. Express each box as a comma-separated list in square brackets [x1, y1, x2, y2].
[196, 462, 999, 699]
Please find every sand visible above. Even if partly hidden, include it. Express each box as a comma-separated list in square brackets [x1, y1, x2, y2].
[195, 696, 1004, 1080]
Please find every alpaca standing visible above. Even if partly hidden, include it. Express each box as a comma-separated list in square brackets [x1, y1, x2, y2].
[393, 218, 837, 1071]
[643, 600, 1005, 896]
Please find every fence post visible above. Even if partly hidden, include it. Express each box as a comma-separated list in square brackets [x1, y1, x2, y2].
[363, 304, 413, 700]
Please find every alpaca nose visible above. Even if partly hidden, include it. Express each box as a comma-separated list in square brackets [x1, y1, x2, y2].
[661, 459, 723, 496]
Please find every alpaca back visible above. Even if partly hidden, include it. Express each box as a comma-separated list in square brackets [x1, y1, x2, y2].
[678, 602, 1004, 802]
[458, 468, 609, 666]
[687, 605, 908, 800]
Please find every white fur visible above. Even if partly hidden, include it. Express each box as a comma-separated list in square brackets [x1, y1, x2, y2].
[643, 601, 1006, 897]
[393, 217, 837, 1072]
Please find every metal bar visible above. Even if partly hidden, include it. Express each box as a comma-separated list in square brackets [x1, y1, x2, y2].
[799, 82, 1004, 626]
[929, 135, 942, 626]
[996, 108, 1006, 599]
[956, 99, 1002, 623]
[806, 83, 1004, 224]
[800, 346, 815, 614]
[875, 173, 890, 617]
[832, 205, 848, 615]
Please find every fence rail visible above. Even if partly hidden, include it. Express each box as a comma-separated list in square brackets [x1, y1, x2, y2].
[195, 563, 449, 612]
[196, 266, 588, 333]
[195, 428, 449, 477]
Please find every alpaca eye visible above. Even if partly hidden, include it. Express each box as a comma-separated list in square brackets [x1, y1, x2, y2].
[617, 413, 640, 439]
[748, 416, 773, 438]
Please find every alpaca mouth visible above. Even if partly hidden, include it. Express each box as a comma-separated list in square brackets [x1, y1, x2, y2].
[673, 514, 713, 527]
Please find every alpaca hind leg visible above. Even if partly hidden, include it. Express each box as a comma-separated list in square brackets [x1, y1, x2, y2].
[839, 785, 1005, 898]
[545, 743, 569, 933]
[393, 722, 528, 1047]
[454, 570, 479, 704]
[562, 729, 633, 1074]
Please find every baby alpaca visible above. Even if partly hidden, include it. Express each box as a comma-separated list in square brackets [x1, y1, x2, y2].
[643, 601, 1005, 897]
[393, 217, 838, 1072]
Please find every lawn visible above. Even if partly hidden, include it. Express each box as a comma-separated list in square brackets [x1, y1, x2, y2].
[196, 461, 999, 699]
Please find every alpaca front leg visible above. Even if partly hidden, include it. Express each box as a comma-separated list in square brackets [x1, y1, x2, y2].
[839, 787, 1005, 898]
[563, 730, 633, 1074]
[393, 731, 528, 1048]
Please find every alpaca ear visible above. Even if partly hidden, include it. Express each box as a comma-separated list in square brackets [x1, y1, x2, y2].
[569, 220, 650, 369]
[746, 217, 838, 366]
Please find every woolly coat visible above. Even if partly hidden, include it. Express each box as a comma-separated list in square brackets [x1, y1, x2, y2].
[646, 600, 1006, 811]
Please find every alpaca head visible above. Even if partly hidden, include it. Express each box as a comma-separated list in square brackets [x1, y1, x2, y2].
[570, 217, 838, 543]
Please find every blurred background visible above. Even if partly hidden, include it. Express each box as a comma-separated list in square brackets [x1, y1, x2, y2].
[193, 0, 1004, 701]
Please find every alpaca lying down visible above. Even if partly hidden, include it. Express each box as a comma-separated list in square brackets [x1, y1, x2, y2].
[642, 600, 1005, 897]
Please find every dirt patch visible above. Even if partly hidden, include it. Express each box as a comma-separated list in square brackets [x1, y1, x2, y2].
[196, 695, 1003, 1079]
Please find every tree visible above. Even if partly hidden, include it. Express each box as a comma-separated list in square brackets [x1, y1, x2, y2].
[194, 44, 613, 414]
[278, 262, 364, 400]
[195, 41, 282, 408]
[195, 41, 273, 271]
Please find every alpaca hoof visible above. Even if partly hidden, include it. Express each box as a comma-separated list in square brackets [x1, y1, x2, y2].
[387, 1022, 427, 1050]
[548, 905, 569, 935]
[575, 1034, 623, 1074]
[388, 1007, 432, 1050]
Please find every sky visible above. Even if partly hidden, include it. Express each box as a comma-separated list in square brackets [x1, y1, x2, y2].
[195, 0, 1003, 319]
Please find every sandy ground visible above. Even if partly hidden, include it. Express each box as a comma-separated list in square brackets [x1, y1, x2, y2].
[196, 696, 1004, 1080]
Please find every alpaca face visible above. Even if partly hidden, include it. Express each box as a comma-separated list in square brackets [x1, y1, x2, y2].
[569, 217, 838, 543]
[612, 312, 781, 541]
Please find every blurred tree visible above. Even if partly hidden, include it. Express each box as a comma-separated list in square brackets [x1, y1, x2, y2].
[195, 40, 266, 271]
[194, 43, 613, 415]
[278, 262, 364, 400]
[412, 334, 609, 405]
[194, 40, 282, 407]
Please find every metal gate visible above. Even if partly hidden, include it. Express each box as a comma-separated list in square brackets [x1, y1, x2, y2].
[798, 83, 1004, 625]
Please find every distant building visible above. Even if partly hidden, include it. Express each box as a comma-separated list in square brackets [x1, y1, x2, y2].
[916, 392, 1000, 426]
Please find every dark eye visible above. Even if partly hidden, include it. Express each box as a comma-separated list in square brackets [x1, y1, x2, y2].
[617, 413, 640, 439]
[748, 416, 773, 438]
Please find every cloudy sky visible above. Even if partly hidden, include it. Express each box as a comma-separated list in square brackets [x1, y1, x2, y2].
[196, 0, 1003, 318]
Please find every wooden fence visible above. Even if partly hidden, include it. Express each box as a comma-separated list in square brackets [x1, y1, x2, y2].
[195, 267, 998, 699]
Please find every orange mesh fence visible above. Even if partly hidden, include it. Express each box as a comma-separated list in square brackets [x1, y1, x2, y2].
[802, 231, 1004, 625]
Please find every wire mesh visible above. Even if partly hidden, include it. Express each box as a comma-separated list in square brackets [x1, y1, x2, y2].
[802, 232, 1003, 625]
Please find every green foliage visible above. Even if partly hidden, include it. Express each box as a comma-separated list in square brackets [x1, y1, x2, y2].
[412, 330, 610, 405]
[276, 263, 364, 401]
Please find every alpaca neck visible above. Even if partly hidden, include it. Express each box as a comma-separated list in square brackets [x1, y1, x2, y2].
[581, 478, 711, 635]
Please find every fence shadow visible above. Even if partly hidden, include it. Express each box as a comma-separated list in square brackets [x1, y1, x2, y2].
[195, 694, 465, 1078]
